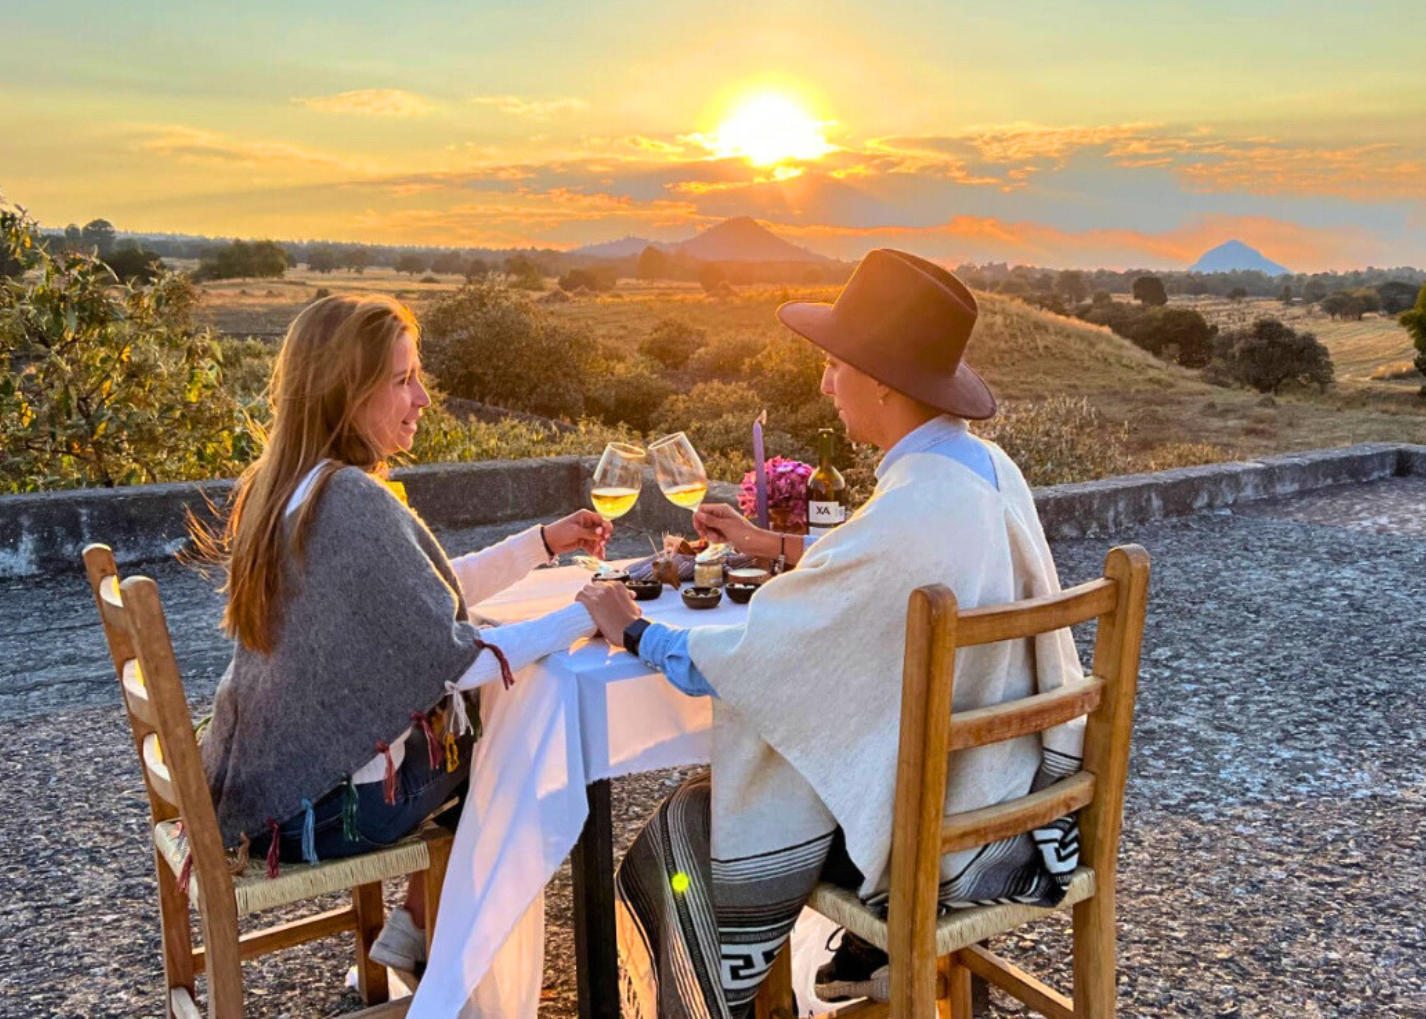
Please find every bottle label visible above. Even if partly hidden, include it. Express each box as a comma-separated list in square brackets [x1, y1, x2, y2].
[808, 501, 845, 537]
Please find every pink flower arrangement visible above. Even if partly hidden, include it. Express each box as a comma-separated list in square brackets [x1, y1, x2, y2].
[739, 456, 813, 529]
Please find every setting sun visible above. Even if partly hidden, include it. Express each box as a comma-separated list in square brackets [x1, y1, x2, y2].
[709, 93, 834, 167]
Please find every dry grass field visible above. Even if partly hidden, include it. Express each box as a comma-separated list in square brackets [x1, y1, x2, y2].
[1181, 295, 1419, 386]
[192, 270, 1426, 470]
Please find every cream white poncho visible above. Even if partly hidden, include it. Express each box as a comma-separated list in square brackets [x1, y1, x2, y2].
[687, 440, 1085, 898]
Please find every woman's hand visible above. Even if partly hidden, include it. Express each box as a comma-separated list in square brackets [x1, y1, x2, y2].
[543, 510, 612, 557]
[576, 582, 642, 649]
[692, 503, 777, 558]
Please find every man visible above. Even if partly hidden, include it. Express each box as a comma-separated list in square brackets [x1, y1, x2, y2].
[578, 249, 1084, 1017]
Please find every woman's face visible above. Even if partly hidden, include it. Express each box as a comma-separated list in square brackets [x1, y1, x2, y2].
[820, 354, 884, 445]
[359, 330, 430, 457]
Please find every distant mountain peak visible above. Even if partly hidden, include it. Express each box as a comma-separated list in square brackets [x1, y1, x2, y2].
[1190, 240, 1290, 276]
[678, 216, 827, 263]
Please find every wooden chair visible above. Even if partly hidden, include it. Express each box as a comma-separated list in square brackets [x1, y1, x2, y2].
[83, 544, 454, 1019]
[755, 544, 1150, 1019]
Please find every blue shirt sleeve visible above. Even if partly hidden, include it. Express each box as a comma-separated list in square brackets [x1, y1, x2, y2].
[636, 621, 717, 698]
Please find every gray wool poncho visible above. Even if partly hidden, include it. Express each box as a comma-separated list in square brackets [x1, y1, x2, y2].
[201, 466, 497, 844]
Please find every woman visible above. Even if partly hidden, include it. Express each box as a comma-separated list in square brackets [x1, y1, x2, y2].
[199, 294, 608, 971]
[577, 250, 1086, 1016]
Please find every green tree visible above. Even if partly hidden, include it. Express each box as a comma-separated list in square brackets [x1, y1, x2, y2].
[1302, 279, 1328, 304]
[1124, 307, 1218, 368]
[430, 251, 467, 276]
[395, 252, 429, 276]
[104, 245, 165, 284]
[464, 258, 491, 281]
[307, 245, 338, 273]
[342, 247, 370, 274]
[637, 245, 669, 280]
[638, 317, 706, 369]
[1207, 317, 1334, 394]
[1376, 280, 1420, 316]
[1132, 276, 1168, 306]
[63, 224, 84, 250]
[504, 254, 546, 291]
[1279, 285, 1294, 305]
[584, 356, 675, 431]
[0, 206, 255, 491]
[1400, 283, 1426, 380]
[194, 239, 287, 281]
[81, 218, 117, 256]
[558, 266, 618, 292]
[421, 276, 591, 419]
[1055, 270, 1090, 304]
[698, 262, 727, 293]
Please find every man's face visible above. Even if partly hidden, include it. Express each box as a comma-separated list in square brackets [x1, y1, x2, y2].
[820, 355, 883, 444]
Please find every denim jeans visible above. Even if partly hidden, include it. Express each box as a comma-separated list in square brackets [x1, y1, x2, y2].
[260, 726, 476, 864]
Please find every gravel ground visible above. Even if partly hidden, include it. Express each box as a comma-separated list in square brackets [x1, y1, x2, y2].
[1, 479, 1422, 1018]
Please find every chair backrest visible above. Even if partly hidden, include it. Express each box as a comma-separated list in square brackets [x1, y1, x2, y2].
[83, 544, 237, 909]
[885, 544, 1150, 1015]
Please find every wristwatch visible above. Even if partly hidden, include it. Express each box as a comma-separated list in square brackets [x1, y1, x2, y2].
[623, 618, 652, 657]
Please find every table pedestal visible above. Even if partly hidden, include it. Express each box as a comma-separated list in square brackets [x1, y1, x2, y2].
[573, 779, 620, 1018]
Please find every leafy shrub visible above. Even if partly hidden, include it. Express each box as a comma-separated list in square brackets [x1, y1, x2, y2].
[584, 356, 676, 431]
[1, 207, 257, 491]
[745, 333, 827, 411]
[1131, 276, 1168, 306]
[638, 317, 707, 369]
[104, 245, 165, 284]
[686, 333, 766, 381]
[1122, 307, 1217, 368]
[193, 239, 287, 281]
[421, 277, 592, 420]
[409, 400, 629, 465]
[973, 397, 1134, 486]
[1320, 289, 1380, 320]
[1400, 284, 1426, 379]
[1206, 317, 1334, 394]
[558, 266, 618, 293]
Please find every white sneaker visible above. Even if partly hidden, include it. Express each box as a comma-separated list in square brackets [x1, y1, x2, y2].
[368, 907, 427, 972]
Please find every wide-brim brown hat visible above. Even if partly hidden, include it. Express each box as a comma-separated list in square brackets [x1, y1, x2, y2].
[776, 248, 996, 420]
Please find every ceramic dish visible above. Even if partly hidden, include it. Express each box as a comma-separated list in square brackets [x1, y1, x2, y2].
[592, 569, 631, 584]
[726, 567, 770, 586]
[724, 582, 758, 604]
[624, 578, 664, 601]
[681, 586, 723, 610]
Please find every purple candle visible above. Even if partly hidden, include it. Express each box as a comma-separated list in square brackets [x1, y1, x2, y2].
[752, 411, 768, 528]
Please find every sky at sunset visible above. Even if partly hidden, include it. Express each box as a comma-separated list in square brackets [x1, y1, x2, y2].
[3, 0, 1424, 271]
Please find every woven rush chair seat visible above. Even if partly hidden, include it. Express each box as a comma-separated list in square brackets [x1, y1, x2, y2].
[153, 819, 437, 916]
[807, 866, 1097, 959]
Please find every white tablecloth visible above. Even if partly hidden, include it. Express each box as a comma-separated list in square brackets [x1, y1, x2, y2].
[408, 563, 734, 1018]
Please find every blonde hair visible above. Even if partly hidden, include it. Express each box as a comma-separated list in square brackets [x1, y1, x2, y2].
[204, 294, 420, 652]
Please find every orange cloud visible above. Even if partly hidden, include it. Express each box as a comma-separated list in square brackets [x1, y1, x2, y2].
[137, 125, 352, 170]
[295, 89, 433, 116]
[776, 213, 1379, 271]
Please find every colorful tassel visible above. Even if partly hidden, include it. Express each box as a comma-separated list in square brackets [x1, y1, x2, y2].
[475, 638, 516, 689]
[266, 819, 281, 879]
[376, 742, 398, 805]
[411, 710, 441, 771]
[229, 834, 251, 876]
[444, 731, 460, 773]
[300, 798, 318, 866]
[342, 777, 359, 842]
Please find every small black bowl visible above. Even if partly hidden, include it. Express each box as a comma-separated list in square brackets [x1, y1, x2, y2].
[625, 578, 664, 601]
[681, 586, 723, 610]
[724, 582, 759, 605]
[593, 569, 631, 584]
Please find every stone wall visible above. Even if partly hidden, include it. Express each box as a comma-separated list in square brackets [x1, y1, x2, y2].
[2, 444, 1421, 578]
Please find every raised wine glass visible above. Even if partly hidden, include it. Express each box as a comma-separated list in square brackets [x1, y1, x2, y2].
[590, 442, 646, 541]
[649, 432, 708, 513]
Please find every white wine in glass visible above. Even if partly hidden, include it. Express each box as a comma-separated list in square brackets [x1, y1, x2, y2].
[590, 442, 646, 523]
[650, 432, 708, 511]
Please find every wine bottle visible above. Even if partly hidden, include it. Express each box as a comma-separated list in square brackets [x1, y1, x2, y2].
[806, 428, 848, 538]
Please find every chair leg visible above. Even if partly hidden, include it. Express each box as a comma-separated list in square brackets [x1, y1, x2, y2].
[195, 899, 245, 1019]
[154, 851, 196, 1018]
[753, 942, 795, 1019]
[420, 830, 453, 959]
[1072, 890, 1116, 1019]
[353, 882, 389, 1005]
[939, 954, 972, 1019]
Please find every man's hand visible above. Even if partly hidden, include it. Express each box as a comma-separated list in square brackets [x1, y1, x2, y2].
[575, 581, 642, 649]
[692, 502, 776, 558]
[543, 510, 612, 557]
